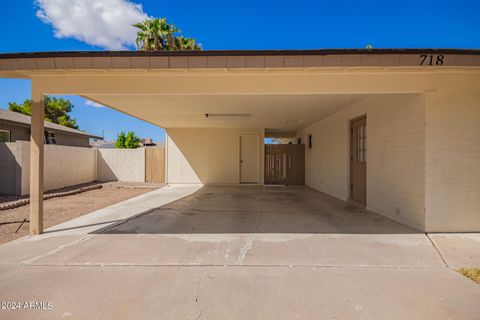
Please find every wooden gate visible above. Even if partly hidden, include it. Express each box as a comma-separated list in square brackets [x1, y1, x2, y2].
[145, 147, 165, 183]
[265, 144, 305, 185]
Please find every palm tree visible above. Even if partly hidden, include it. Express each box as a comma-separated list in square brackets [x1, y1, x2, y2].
[133, 19, 160, 51]
[174, 36, 201, 50]
[158, 18, 179, 50]
[133, 18, 201, 51]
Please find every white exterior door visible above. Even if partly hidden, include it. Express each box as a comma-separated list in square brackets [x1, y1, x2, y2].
[240, 135, 260, 183]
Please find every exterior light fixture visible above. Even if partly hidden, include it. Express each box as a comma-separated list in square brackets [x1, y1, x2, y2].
[204, 113, 252, 119]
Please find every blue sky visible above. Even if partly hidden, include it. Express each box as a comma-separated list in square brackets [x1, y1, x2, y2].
[1, 0, 479, 141]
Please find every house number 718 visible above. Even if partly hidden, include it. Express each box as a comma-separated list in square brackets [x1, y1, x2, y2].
[419, 54, 444, 66]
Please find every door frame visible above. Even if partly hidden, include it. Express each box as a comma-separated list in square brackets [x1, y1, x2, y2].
[349, 115, 367, 206]
[239, 134, 261, 184]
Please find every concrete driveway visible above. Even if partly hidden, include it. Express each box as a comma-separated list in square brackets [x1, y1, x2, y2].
[0, 185, 479, 319]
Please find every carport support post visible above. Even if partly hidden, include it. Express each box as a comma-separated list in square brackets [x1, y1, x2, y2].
[29, 86, 44, 235]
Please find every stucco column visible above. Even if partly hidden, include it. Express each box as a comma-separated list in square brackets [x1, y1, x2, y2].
[29, 85, 44, 235]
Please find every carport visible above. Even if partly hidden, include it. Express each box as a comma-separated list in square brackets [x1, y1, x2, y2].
[0, 48, 479, 235]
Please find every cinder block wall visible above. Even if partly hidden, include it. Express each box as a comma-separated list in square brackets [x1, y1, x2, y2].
[297, 94, 426, 231]
[0, 142, 25, 195]
[425, 91, 480, 232]
[42, 144, 97, 192]
[96, 148, 145, 182]
[0, 142, 148, 196]
[0, 141, 97, 195]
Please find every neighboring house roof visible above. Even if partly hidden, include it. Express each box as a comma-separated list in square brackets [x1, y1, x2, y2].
[89, 140, 164, 148]
[90, 140, 114, 148]
[0, 108, 103, 139]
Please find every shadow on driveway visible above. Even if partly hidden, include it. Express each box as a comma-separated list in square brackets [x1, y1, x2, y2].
[93, 185, 420, 235]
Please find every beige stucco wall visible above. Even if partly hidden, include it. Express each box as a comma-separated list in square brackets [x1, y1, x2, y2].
[425, 91, 480, 232]
[297, 94, 426, 230]
[166, 128, 264, 184]
[97, 148, 145, 182]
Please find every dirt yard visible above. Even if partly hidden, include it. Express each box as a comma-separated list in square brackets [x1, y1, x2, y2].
[0, 182, 161, 245]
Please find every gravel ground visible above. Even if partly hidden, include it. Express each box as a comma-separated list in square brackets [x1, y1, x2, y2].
[0, 182, 161, 245]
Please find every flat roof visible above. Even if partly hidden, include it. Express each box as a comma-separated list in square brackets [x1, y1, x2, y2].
[0, 109, 103, 139]
[0, 48, 479, 59]
[0, 49, 479, 72]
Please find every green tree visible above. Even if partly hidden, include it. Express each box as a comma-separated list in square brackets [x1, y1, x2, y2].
[8, 96, 79, 129]
[133, 18, 201, 51]
[115, 131, 141, 149]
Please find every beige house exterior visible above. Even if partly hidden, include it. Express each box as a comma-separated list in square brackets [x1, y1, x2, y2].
[0, 49, 479, 234]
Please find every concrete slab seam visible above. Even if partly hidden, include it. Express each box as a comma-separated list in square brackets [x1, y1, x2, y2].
[19, 263, 447, 269]
[425, 233, 449, 268]
[19, 235, 95, 266]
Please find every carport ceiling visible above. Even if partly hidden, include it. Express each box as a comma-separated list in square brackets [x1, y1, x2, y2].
[83, 94, 366, 131]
